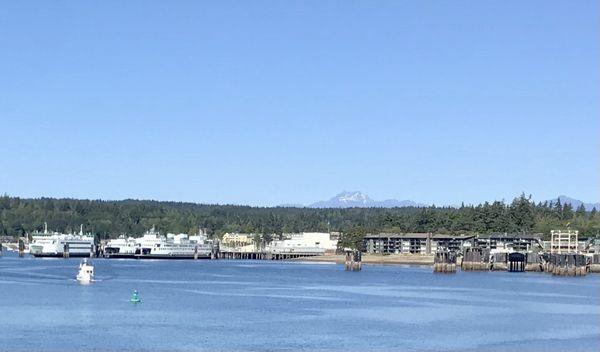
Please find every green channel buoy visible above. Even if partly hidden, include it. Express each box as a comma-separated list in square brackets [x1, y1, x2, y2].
[130, 290, 141, 303]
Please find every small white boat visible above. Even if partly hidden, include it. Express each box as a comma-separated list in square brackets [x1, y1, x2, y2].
[76, 259, 94, 283]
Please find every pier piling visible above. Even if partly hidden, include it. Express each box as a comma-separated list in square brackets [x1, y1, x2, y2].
[589, 254, 600, 273]
[490, 253, 507, 271]
[18, 238, 25, 257]
[344, 249, 362, 271]
[508, 252, 526, 272]
[433, 250, 456, 273]
[63, 243, 70, 259]
[544, 253, 587, 276]
[524, 252, 542, 271]
[461, 248, 490, 271]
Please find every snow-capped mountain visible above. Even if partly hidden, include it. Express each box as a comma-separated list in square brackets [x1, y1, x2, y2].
[287, 193, 599, 210]
[309, 191, 423, 208]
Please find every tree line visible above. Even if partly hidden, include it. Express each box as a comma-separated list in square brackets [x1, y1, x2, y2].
[0, 194, 598, 247]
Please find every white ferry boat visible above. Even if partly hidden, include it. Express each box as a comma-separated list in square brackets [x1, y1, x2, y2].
[29, 223, 95, 258]
[103, 236, 137, 258]
[133, 227, 213, 259]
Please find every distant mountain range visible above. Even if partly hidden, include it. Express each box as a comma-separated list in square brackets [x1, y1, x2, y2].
[280, 191, 599, 210]
[308, 191, 424, 208]
[544, 195, 600, 211]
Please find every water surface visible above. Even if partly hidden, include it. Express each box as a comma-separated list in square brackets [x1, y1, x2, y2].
[1, 252, 598, 351]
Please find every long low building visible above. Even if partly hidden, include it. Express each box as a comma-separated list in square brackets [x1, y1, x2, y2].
[364, 232, 547, 255]
[364, 233, 475, 254]
[472, 233, 543, 252]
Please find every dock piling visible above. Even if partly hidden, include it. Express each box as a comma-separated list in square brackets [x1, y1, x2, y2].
[490, 253, 507, 271]
[544, 253, 587, 276]
[63, 243, 70, 258]
[434, 250, 456, 273]
[461, 247, 490, 271]
[344, 249, 362, 271]
[589, 254, 600, 273]
[508, 252, 526, 272]
[18, 238, 25, 257]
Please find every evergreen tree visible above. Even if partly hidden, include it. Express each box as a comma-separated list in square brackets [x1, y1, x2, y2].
[562, 203, 574, 220]
[553, 198, 563, 220]
[509, 194, 535, 233]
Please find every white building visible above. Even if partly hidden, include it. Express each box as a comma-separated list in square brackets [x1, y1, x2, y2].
[269, 232, 338, 254]
[221, 233, 254, 247]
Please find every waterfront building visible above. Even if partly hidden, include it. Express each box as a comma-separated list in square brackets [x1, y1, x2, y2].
[363, 233, 475, 254]
[474, 233, 543, 252]
[221, 233, 254, 247]
[269, 232, 338, 254]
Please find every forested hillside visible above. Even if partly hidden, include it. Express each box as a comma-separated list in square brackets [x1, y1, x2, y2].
[1, 195, 598, 245]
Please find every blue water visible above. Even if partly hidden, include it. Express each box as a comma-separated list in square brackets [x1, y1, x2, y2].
[1, 252, 599, 352]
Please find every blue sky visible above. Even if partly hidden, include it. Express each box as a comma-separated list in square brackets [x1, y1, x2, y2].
[1, 1, 598, 206]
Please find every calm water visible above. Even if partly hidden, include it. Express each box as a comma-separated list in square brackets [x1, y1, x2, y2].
[0, 252, 598, 352]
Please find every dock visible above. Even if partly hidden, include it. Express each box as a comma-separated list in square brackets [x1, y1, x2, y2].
[218, 250, 322, 260]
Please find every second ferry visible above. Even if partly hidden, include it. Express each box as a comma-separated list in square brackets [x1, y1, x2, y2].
[29, 223, 95, 258]
[104, 227, 214, 259]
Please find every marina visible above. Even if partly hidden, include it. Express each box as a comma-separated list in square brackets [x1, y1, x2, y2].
[4, 227, 600, 276]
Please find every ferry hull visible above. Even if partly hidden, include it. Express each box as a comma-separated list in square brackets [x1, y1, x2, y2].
[133, 254, 212, 260]
[103, 253, 136, 259]
[31, 252, 93, 258]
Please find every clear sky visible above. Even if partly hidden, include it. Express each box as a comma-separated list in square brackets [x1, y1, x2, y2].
[1, 1, 598, 206]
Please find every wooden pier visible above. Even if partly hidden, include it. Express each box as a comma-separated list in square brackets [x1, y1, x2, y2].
[490, 252, 508, 271]
[524, 252, 542, 271]
[542, 229, 588, 276]
[344, 249, 362, 271]
[461, 247, 490, 271]
[433, 250, 456, 273]
[589, 254, 600, 273]
[218, 250, 321, 260]
[507, 252, 526, 272]
[543, 253, 588, 276]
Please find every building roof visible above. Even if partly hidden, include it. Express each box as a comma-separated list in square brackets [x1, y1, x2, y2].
[476, 233, 543, 240]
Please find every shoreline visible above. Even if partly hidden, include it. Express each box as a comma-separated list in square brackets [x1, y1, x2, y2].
[293, 253, 435, 266]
